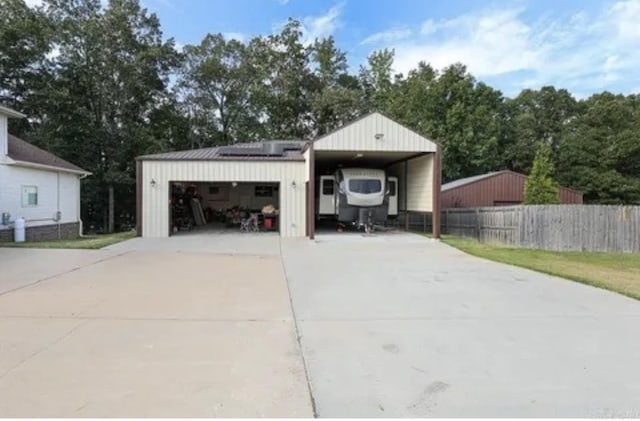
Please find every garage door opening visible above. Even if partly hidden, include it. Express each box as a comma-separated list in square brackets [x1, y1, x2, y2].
[169, 181, 280, 236]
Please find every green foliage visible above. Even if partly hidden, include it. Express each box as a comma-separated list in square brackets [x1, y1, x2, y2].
[1, 3, 639, 233]
[557, 93, 640, 204]
[524, 143, 560, 204]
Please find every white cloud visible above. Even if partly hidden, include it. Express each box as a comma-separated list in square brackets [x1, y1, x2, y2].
[278, 0, 291, 4]
[364, 1, 640, 95]
[420, 19, 439, 35]
[300, 2, 343, 44]
[361, 27, 412, 45]
[609, 0, 640, 40]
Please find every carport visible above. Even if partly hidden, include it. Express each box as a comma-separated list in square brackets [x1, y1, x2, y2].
[304, 112, 441, 239]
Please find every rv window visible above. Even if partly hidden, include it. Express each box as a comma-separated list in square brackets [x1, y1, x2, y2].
[322, 179, 334, 195]
[388, 180, 397, 196]
[348, 179, 382, 194]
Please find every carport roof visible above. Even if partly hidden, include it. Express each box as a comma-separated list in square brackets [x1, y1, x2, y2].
[137, 140, 307, 161]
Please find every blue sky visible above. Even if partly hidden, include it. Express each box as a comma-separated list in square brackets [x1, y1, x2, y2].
[30, 0, 640, 97]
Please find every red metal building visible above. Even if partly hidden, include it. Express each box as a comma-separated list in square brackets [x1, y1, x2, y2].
[441, 170, 583, 208]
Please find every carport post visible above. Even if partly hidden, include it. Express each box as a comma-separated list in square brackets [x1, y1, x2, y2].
[432, 145, 442, 239]
[308, 140, 315, 240]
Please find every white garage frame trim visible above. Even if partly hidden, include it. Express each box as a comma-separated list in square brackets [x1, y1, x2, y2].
[138, 160, 306, 238]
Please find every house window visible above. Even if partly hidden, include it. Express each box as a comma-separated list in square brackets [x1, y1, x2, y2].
[22, 186, 38, 207]
[208, 186, 220, 195]
[322, 179, 334, 195]
[255, 186, 273, 197]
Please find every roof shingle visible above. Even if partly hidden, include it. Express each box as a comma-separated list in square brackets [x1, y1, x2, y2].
[7, 135, 89, 174]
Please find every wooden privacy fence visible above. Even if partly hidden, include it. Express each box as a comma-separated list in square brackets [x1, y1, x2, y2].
[442, 205, 640, 253]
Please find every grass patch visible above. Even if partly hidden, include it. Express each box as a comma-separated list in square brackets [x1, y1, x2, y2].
[0, 231, 136, 250]
[440, 235, 640, 301]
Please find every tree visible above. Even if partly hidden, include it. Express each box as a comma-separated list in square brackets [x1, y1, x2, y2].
[177, 33, 263, 146]
[34, 0, 179, 232]
[524, 143, 560, 204]
[385, 63, 507, 182]
[504, 87, 580, 174]
[359, 48, 394, 113]
[0, 0, 52, 135]
[557, 92, 640, 204]
[252, 19, 316, 139]
[308, 37, 362, 135]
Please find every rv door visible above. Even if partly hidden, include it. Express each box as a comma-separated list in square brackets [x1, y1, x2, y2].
[318, 175, 337, 215]
[388, 176, 398, 216]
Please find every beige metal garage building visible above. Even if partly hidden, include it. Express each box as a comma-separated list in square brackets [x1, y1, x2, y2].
[136, 112, 441, 238]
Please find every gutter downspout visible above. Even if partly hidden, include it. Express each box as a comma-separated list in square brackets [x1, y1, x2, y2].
[308, 141, 315, 240]
[57, 172, 61, 240]
[432, 146, 442, 239]
[78, 173, 89, 237]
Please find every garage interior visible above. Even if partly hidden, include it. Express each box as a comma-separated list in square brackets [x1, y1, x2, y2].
[169, 181, 280, 235]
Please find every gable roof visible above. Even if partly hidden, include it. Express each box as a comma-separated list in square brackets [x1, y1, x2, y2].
[442, 169, 583, 195]
[441, 171, 509, 191]
[137, 140, 307, 161]
[313, 112, 438, 153]
[7, 135, 89, 175]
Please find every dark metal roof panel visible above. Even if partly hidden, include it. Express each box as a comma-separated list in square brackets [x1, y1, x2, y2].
[137, 140, 306, 161]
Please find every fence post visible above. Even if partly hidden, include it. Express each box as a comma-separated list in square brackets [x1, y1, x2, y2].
[475, 208, 481, 240]
[444, 209, 448, 234]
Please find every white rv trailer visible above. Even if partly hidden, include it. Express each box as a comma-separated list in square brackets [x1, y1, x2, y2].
[317, 168, 398, 230]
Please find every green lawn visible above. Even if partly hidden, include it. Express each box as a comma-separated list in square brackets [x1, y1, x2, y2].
[441, 235, 640, 301]
[0, 231, 136, 250]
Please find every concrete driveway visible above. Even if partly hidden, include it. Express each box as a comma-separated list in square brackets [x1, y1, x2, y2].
[0, 233, 312, 417]
[281, 232, 640, 417]
[2, 231, 640, 417]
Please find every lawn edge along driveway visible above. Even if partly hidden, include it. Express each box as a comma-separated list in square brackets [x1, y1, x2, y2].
[441, 235, 640, 301]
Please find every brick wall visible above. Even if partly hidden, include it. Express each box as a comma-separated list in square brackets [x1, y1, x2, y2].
[0, 222, 80, 242]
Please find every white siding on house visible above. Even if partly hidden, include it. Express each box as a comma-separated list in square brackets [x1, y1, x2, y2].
[406, 154, 433, 212]
[142, 160, 306, 238]
[0, 115, 7, 162]
[0, 164, 81, 228]
[314, 112, 438, 153]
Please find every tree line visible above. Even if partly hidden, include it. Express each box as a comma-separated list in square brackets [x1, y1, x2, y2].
[1, 0, 639, 232]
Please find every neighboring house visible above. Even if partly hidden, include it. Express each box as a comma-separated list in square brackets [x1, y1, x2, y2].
[441, 169, 583, 208]
[0, 105, 90, 242]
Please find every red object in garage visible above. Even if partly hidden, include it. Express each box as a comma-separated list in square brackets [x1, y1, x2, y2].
[264, 217, 273, 229]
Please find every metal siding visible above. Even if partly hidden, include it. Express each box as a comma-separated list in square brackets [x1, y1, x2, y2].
[442, 172, 584, 208]
[406, 154, 434, 212]
[314, 113, 437, 153]
[142, 160, 306, 238]
[0, 116, 7, 161]
[303, 149, 310, 182]
[387, 161, 407, 211]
